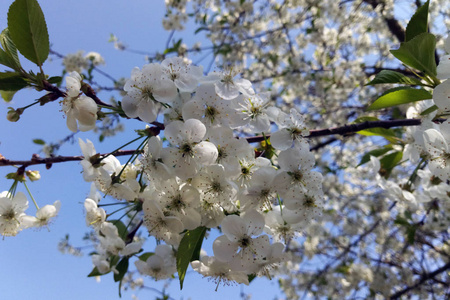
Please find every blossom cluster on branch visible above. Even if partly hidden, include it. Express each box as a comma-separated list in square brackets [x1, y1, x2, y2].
[1, 0, 450, 299]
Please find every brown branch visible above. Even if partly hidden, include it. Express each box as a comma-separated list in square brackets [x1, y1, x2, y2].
[363, 0, 405, 42]
[1, 118, 428, 168]
[246, 118, 423, 144]
[0, 150, 139, 168]
[389, 261, 450, 299]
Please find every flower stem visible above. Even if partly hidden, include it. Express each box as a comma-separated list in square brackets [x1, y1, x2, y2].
[23, 181, 39, 210]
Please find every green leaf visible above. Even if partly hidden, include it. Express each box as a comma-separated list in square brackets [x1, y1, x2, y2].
[357, 128, 399, 144]
[32, 138, 45, 145]
[7, 0, 50, 66]
[177, 226, 207, 290]
[379, 151, 403, 178]
[194, 27, 208, 34]
[110, 220, 128, 239]
[248, 274, 257, 283]
[406, 225, 417, 244]
[366, 70, 422, 86]
[367, 87, 432, 111]
[352, 116, 379, 123]
[390, 33, 437, 77]
[0, 29, 21, 70]
[404, 210, 413, 220]
[47, 76, 62, 85]
[109, 255, 120, 268]
[420, 104, 438, 116]
[394, 216, 409, 226]
[113, 257, 129, 282]
[405, 0, 430, 42]
[357, 146, 392, 167]
[87, 267, 108, 277]
[0, 72, 27, 91]
[0, 90, 18, 102]
[138, 252, 154, 261]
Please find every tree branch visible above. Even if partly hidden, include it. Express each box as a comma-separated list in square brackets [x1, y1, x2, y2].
[389, 261, 450, 299]
[245, 118, 423, 143]
[0, 150, 139, 168]
[1, 118, 430, 168]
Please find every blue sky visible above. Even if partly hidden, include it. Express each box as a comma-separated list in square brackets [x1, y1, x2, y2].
[0, 1, 285, 299]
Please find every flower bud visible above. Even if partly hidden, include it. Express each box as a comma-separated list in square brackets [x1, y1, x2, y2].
[7, 107, 22, 122]
[6, 172, 26, 182]
[26, 170, 41, 181]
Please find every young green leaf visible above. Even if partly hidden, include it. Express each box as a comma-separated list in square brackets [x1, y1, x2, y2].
[367, 87, 432, 111]
[390, 33, 437, 77]
[0, 90, 18, 102]
[0, 72, 28, 91]
[7, 0, 50, 66]
[357, 128, 400, 144]
[406, 225, 417, 244]
[0, 29, 22, 70]
[366, 70, 422, 86]
[176, 226, 206, 290]
[420, 104, 438, 116]
[110, 220, 128, 239]
[138, 252, 154, 261]
[405, 0, 430, 42]
[113, 257, 129, 282]
[379, 151, 403, 178]
[47, 76, 62, 85]
[87, 266, 108, 277]
[32, 138, 45, 145]
[352, 116, 379, 123]
[357, 146, 392, 167]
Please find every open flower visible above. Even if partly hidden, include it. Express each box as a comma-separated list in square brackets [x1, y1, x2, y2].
[206, 69, 254, 100]
[135, 244, 176, 280]
[0, 192, 29, 237]
[165, 119, 218, 179]
[270, 108, 309, 150]
[142, 200, 183, 245]
[161, 57, 203, 92]
[423, 123, 450, 181]
[213, 210, 270, 272]
[62, 72, 97, 132]
[21, 200, 61, 229]
[122, 63, 177, 123]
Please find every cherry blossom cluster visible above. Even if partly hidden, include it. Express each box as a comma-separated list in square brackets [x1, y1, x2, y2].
[62, 50, 105, 74]
[77, 57, 324, 285]
[0, 190, 60, 237]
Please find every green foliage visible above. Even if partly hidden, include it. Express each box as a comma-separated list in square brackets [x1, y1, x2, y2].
[0, 29, 22, 71]
[110, 220, 128, 239]
[164, 38, 183, 55]
[248, 274, 257, 283]
[176, 226, 206, 289]
[47, 76, 62, 85]
[394, 213, 417, 244]
[32, 138, 45, 145]
[357, 128, 400, 144]
[114, 257, 129, 282]
[0, 72, 27, 91]
[7, 0, 49, 66]
[366, 70, 422, 86]
[420, 104, 438, 116]
[0, 90, 18, 102]
[138, 252, 154, 261]
[367, 87, 432, 111]
[87, 266, 106, 277]
[390, 33, 437, 78]
[405, 0, 430, 42]
[358, 146, 392, 167]
[379, 151, 403, 179]
[352, 116, 379, 123]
